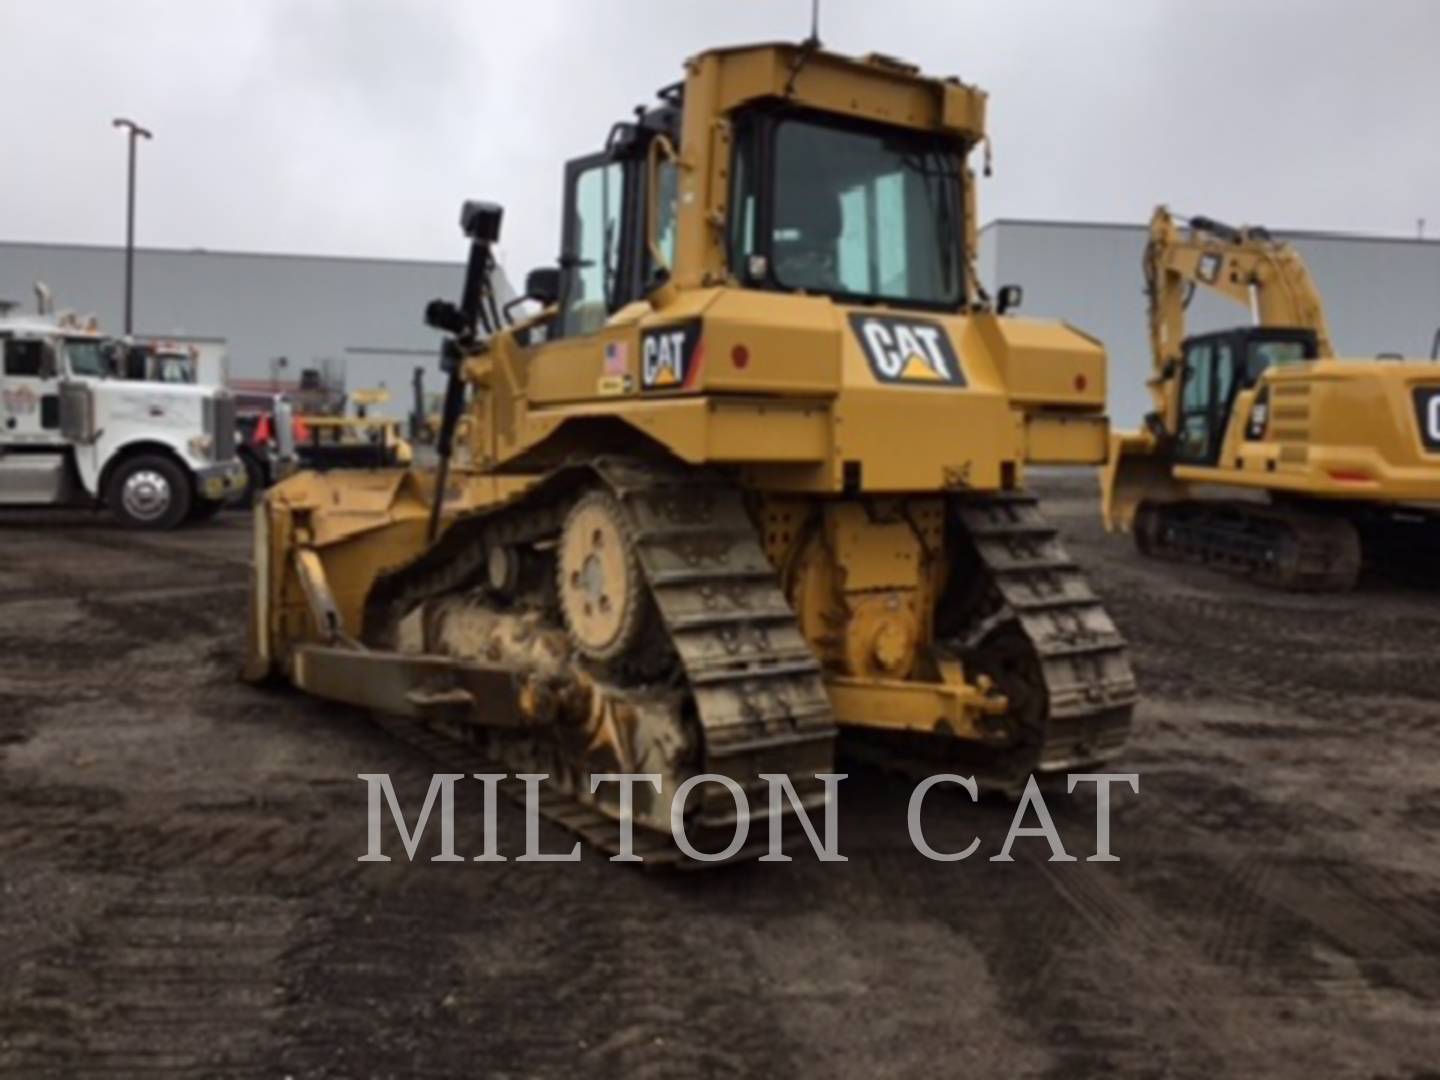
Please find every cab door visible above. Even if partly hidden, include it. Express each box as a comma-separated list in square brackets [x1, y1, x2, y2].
[1176, 337, 1220, 465]
[553, 153, 632, 341]
[0, 335, 63, 445]
[0, 334, 70, 506]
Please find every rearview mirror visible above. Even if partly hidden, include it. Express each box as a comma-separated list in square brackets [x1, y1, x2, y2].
[424, 299, 467, 335]
[460, 200, 503, 243]
[525, 267, 561, 306]
[996, 283, 1023, 316]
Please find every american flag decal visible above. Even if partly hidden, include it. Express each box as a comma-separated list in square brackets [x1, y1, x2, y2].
[603, 341, 628, 375]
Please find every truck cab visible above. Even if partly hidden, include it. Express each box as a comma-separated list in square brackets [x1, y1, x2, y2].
[0, 303, 246, 528]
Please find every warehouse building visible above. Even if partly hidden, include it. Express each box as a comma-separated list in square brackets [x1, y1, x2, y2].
[979, 220, 1440, 425]
[0, 241, 496, 418]
[5, 224, 1438, 426]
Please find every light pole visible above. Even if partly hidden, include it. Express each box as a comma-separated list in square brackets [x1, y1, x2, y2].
[112, 118, 152, 334]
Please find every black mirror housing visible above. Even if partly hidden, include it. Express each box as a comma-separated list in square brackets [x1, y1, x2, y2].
[425, 298, 467, 335]
[525, 267, 561, 306]
[996, 283, 1023, 316]
[460, 200, 503, 243]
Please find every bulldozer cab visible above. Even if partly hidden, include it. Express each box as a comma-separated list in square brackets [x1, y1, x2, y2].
[544, 62, 973, 345]
[1173, 326, 1318, 465]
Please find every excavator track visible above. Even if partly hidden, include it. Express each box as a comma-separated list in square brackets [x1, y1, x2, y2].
[1134, 499, 1362, 591]
[361, 458, 837, 865]
[947, 491, 1138, 787]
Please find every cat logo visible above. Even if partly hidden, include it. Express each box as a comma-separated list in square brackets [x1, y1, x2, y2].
[1415, 387, 1440, 452]
[849, 314, 965, 387]
[640, 321, 702, 390]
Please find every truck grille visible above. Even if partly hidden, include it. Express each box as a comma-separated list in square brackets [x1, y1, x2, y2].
[212, 394, 237, 461]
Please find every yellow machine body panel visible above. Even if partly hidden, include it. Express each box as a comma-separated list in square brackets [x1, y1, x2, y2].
[472, 289, 1110, 495]
[1179, 361, 1440, 501]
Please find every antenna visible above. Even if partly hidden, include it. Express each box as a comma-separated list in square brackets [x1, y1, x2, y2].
[809, 0, 821, 43]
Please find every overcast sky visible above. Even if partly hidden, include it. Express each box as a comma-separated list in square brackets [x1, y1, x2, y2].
[2, 0, 1438, 280]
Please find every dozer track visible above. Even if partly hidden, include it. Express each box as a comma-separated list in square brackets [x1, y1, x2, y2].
[1133, 499, 1362, 591]
[834, 491, 1137, 795]
[357, 469, 1136, 858]
[362, 458, 837, 864]
[946, 491, 1137, 786]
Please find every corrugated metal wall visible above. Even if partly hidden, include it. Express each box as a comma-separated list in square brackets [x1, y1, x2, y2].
[980, 221, 1440, 426]
[0, 242, 491, 417]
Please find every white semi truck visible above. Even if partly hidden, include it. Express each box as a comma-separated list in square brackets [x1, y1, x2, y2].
[0, 295, 246, 528]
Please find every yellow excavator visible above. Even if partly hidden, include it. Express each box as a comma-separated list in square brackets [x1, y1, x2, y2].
[1103, 206, 1440, 589]
[245, 41, 1137, 860]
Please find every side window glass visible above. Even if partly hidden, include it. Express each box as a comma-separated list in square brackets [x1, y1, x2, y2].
[654, 160, 678, 270]
[1179, 342, 1214, 460]
[1181, 342, 1213, 413]
[1215, 340, 1235, 405]
[4, 339, 48, 378]
[564, 162, 623, 337]
[1249, 339, 1308, 379]
[727, 127, 757, 277]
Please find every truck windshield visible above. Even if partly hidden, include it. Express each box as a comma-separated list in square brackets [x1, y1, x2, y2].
[761, 117, 965, 307]
[65, 339, 107, 377]
[156, 355, 195, 383]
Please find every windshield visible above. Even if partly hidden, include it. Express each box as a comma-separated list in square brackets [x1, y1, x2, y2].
[157, 355, 195, 383]
[64, 338, 107, 378]
[764, 117, 964, 306]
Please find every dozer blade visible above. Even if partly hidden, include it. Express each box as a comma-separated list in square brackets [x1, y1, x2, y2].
[291, 644, 544, 727]
[1101, 428, 1188, 531]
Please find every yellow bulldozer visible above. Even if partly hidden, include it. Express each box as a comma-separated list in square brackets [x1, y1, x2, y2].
[1103, 207, 1440, 590]
[245, 41, 1137, 860]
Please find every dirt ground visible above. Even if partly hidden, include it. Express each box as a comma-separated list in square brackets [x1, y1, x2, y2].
[1, 475, 1437, 1079]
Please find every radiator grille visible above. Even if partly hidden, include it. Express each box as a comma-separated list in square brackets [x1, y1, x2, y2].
[212, 394, 237, 460]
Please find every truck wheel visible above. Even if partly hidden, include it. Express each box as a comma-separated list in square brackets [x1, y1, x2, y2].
[107, 454, 192, 530]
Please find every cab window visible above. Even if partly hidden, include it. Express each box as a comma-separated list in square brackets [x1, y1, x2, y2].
[3, 339, 50, 378]
[1179, 340, 1215, 462]
[561, 161, 624, 338]
[64, 339, 107, 378]
[1247, 339, 1309, 383]
[1214, 340, 1236, 406]
[653, 159, 678, 270]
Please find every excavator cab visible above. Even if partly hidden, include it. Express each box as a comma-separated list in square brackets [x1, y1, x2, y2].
[1174, 326, 1318, 466]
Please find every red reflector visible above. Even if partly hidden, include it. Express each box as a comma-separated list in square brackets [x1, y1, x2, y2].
[1074, 374, 1088, 392]
[732, 344, 750, 369]
[1328, 470, 1372, 484]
